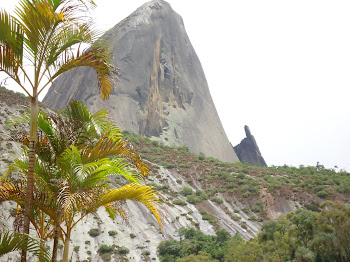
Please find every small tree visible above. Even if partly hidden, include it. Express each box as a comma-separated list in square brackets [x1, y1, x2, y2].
[0, 1, 115, 260]
[2, 102, 161, 262]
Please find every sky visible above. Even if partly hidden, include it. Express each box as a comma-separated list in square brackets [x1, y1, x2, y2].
[1, 0, 350, 171]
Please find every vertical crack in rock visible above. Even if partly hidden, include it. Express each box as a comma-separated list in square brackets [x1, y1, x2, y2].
[43, 0, 239, 163]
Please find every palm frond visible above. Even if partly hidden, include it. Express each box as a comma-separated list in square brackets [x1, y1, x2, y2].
[0, 231, 50, 261]
[103, 202, 129, 223]
[0, 9, 23, 78]
[81, 135, 149, 176]
[50, 45, 115, 99]
[57, 180, 99, 217]
[97, 184, 162, 229]
[96, 158, 143, 184]
[0, 181, 24, 203]
[0, 180, 58, 224]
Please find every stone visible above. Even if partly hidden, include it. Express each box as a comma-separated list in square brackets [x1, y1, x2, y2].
[233, 125, 267, 167]
[43, 0, 239, 163]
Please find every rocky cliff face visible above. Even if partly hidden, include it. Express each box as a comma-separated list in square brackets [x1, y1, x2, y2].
[43, 0, 239, 163]
[234, 126, 267, 167]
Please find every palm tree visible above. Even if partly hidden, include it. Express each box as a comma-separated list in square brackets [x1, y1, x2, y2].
[2, 101, 161, 262]
[0, 1, 115, 260]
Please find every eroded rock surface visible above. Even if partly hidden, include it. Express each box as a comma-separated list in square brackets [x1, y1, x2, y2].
[43, 0, 239, 163]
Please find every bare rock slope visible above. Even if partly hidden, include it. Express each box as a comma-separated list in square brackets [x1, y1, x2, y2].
[43, 0, 239, 163]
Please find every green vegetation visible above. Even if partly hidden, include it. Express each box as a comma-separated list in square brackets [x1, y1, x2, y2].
[0, 86, 27, 99]
[117, 246, 130, 255]
[108, 231, 117, 236]
[0, 1, 115, 260]
[88, 229, 100, 238]
[157, 228, 230, 261]
[173, 199, 187, 206]
[186, 190, 208, 205]
[98, 245, 115, 262]
[158, 201, 350, 262]
[98, 245, 115, 254]
[0, 102, 161, 262]
[0, 232, 50, 261]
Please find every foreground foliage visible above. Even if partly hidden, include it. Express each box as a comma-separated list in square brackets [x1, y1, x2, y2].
[0, 102, 160, 262]
[0, 0, 114, 260]
[158, 201, 350, 262]
[0, 232, 50, 261]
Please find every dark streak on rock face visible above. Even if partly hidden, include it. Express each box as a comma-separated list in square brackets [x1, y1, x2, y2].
[43, 0, 239, 163]
[234, 125, 267, 167]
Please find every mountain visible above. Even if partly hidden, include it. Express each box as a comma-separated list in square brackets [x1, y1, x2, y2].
[43, 0, 239, 163]
[234, 125, 267, 167]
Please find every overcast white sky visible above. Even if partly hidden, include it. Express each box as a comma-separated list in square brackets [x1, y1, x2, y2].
[1, 0, 350, 171]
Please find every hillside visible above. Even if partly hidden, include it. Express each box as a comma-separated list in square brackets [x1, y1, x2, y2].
[1, 87, 349, 261]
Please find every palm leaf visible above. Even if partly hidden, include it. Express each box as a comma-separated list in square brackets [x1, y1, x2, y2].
[0, 10, 23, 77]
[95, 158, 143, 184]
[0, 181, 58, 224]
[0, 232, 50, 261]
[51, 45, 115, 99]
[81, 135, 150, 176]
[96, 184, 162, 229]
[57, 181, 99, 217]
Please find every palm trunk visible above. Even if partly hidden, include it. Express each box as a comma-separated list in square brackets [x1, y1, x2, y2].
[21, 95, 39, 262]
[51, 223, 60, 262]
[62, 233, 71, 262]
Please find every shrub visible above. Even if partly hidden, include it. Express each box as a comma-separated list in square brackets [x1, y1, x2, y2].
[173, 199, 187, 206]
[237, 173, 246, 179]
[211, 198, 224, 204]
[98, 245, 114, 254]
[157, 240, 181, 256]
[118, 246, 129, 255]
[108, 230, 117, 236]
[186, 195, 202, 204]
[177, 146, 190, 153]
[252, 205, 262, 213]
[179, 187, 193, 196]
[142, 250, 151, 256]
[317, 191, 330, 198]
[88, 228, 100, 237]
[199, 210, 207, 215]
[73, 246, 80, 252]
[198, 153, 205, 160]
[242, 207, 250, 213]
[130, 233, 136, 238]
[249, 215, 258, 221]
[100, 253, 112, 262]
[233, 216, 242, 221]
[152, 140, 159, 146]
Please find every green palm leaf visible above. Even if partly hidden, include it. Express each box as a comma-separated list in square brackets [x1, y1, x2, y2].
[0, 10, 23, 78]
[97, 184, 162, 229]
[0, 232, 50, 261]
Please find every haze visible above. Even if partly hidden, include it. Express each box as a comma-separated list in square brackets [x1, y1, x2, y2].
[1, 0, 349, 171]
